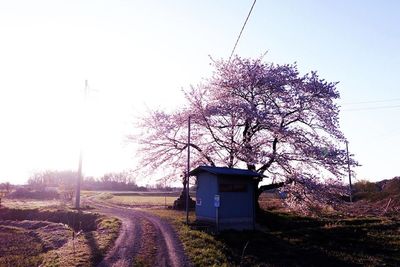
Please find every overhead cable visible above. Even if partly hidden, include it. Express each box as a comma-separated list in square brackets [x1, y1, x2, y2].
[342, 104, 400, 111]
[341, 97, 400, 106]
[228, 0, 257, 62]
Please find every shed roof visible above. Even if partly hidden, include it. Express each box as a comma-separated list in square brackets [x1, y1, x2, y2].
[189, 166, 264, 178]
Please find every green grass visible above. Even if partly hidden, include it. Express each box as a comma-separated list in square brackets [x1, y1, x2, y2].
[225, 210, 400, 266]
[148, 208, 400, 266]
[150, 209, 231, 266]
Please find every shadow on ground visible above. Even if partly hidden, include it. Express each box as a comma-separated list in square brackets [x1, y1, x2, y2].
[215, 210, 400, 266]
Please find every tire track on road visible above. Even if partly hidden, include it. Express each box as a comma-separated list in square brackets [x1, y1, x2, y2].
[85, 198, 190, 267]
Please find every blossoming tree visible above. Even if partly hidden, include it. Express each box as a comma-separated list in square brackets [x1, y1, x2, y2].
[134, 56, 357, 212]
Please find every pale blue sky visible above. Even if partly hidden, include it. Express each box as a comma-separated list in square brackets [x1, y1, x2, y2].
[0, 0, 399, 184]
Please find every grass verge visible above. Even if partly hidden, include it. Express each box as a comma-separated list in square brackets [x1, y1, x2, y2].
[150, 209, 232, 266]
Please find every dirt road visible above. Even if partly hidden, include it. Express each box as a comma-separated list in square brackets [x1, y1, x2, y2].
[84, 198, 190, 267]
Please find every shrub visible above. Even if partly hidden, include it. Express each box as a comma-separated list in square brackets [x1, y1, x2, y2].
[8, 188, 59, 200]
[382, 178, 400, 194]
[353, 180, 380, 193]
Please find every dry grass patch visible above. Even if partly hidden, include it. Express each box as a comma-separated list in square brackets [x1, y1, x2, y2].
[42, 216, 121, 266]
[2, 198, 62, 209]
[0, 224, 45, 266]
[109, 195, 177, 207]
[0, 206, 121, 267]
[94, 192, 178, 207]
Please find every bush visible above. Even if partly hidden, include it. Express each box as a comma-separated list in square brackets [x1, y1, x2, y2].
[382, 178, 400, 194]
[352, 178, 400, 202]
[353, 180, 380, 193]
[0, 208, 98, 231]
[8, 188, 59, 200]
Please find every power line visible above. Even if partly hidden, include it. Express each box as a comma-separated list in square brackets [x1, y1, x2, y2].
[370, 129, 400, 139]
[229, 0, 257, 62]
[342, 104, 400, 112]
[341, 97, 400, 106]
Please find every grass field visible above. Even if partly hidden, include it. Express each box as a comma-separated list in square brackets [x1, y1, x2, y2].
[3, 193, 399, 266]
[229, 210, 400, 266]
[150, 206, 400, 266]
[110, 195, 177, 206]
[0, 200, 121, 267]
[94, 191, 186, 207]
[3, 199, 63, 209]
[92, 191, 400, 265]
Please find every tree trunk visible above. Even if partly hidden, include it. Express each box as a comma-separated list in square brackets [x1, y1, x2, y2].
[254, 182, 285, 211]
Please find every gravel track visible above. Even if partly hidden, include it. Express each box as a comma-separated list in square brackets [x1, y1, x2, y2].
[84, 198, 190, 267]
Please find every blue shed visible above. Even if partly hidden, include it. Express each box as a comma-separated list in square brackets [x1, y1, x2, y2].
[190, 166, 263, 230]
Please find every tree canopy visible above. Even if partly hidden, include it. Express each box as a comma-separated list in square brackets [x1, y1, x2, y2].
[135, 56, 357, 212]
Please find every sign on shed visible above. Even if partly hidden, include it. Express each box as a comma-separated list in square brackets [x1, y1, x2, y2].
[214, 194, 220, 208]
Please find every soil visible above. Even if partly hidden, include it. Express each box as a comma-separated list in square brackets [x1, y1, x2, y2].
[84, 197, 190, 267]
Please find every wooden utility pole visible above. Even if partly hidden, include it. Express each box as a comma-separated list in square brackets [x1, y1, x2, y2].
[75, 150, 83, 209]
[164, 177, 167, 209]
[75, 80, 88, 209]
[185, 115, 191, 224]
[346, 140, 353, 203]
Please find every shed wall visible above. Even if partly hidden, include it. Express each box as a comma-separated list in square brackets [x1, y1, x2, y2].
[218, 176, 254, 220]
[195, 172, 218, 220]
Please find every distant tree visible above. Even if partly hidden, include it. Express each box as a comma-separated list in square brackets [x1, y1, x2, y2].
[354, 180, 380, 193]
[98, 171, 138, 190]
[59, 186, 74, 204]
[28, 170, 77, 189]
[1, 182, 11, 193]
[27, 171, 49, 189]
[134, 56, 358, 212]
[0, 182, 11, 206]
[0, 192, 5, 206]
[154, 180, 173, 191]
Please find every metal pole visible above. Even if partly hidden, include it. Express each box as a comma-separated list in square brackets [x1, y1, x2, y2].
[186, 115, 191, 224]
[216, 207, 219, 233]
[75, 80, 88, 209]
[346, 140, 353, 203]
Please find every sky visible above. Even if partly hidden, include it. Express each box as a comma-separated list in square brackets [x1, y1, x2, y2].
[0, 0, 399, 185]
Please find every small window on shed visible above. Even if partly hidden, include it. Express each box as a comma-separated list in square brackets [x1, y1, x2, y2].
[219, 183, 247, 192]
